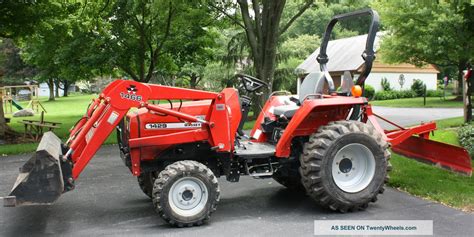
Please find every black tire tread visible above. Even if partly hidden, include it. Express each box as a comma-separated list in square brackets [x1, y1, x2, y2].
[299, 121, 391, 212]
[272, 166, 305, 191]
[152, 160, 220, 227]
[137, 172, 154, 198]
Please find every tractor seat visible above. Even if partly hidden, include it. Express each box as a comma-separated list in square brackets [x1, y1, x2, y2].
[273, 104, 299, 118]
[272, 72, 324, 119]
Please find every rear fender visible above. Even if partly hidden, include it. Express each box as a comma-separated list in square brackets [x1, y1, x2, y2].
[275, 97, 366, 157]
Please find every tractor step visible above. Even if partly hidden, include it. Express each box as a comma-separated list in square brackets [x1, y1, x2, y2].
[244, 159, 276, 178]
[234, 141, 276, 159]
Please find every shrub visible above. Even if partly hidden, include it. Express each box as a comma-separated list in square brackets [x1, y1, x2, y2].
[397, 90, 417, 98]
[374, 90, 416, 100]
[411, 79, 426, 96]
[458, 124, 474, 158]
[363, 85, 375, 100]
[426, 89, 444, 97]
[374, 91, 396, 100]
[381, 77, 392, 91]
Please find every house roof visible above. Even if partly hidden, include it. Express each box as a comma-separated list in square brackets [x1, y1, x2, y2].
[296, 34, 381, 74]
[296, 32, 439, 75]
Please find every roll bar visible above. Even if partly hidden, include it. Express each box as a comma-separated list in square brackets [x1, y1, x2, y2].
[316, 9, 380, 92]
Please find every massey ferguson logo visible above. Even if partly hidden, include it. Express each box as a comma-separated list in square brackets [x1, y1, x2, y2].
[120, 85, 143, 101]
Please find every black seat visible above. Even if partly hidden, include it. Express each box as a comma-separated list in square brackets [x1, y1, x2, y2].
[273, 104, 299, 118]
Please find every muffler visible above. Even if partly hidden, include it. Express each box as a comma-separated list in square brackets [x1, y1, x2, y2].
[3, 132, 74, 207]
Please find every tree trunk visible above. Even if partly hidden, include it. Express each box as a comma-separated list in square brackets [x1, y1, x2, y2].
[47, 78, 55, 101]
[0, 101, 7, 138]
[464, 66, 473, 123]
[464, 78, 472, 123]
[239, 0, 284, 107]
[172, 75, 176, 87]
[457, 63, 465, 95]
[189, 74, 200, 89]
[63, 80, 69, 97]
[458, 62, 468, 122]
[54, 79, 60, 98]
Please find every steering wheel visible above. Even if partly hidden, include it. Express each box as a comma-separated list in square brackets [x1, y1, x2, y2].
[236, 74, 269, 93]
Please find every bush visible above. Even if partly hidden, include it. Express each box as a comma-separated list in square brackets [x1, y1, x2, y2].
[426, 89, 444, 97]
[374, 90, 416, 100]
[381, 77, 392, 91]
[411, 79, 426, 96]
[398, 90, 414, 99]
[458, 124, 474, 158]
[363, 85, 375, 100]
[374, 91, 397, 100]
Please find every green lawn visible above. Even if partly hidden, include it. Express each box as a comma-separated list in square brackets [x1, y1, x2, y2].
[371, 96, 463, 108]
[1, 94, 117, 155]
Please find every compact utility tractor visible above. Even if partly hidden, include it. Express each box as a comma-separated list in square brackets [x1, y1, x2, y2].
[3, 9, 471, 227]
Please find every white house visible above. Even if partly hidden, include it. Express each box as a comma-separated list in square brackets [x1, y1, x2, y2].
[38, 82, 76, 97]
[296, 33, 439, 92]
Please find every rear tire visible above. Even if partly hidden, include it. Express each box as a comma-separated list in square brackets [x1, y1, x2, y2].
[152, 160, 220, 227]
[299, 121, 391, 212]
[273, 161, 304, 191]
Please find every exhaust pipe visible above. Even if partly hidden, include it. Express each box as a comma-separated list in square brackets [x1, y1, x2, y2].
[3, 132, 74, 207]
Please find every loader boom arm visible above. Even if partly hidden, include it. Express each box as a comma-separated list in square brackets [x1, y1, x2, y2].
[64, 79, 228, 179]
[4, 79, 235, 206]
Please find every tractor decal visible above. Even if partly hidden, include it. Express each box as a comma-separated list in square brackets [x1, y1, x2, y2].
[145, 122, 202, 129]
[120, 85, 143, 101]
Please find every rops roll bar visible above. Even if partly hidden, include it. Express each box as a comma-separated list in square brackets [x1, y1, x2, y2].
[316, 9, 380, 93]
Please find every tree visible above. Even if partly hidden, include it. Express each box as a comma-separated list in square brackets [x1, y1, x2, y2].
[0, 0, 63, 138]
[173, 17, 218, 89]
[0, 39, 37, 85]
[20, 3, 81, 101]
[211, 0, 315, 105]
[82, 0, 217, 83]
[374, 1, 473, 122]
[286, 0, 371, 39]
[0, 0, 59, 39]
[280, 34, 320, 59]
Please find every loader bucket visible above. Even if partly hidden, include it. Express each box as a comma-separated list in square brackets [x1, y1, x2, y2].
[392, 136, 472, 176]
[3, 132, 73, 207]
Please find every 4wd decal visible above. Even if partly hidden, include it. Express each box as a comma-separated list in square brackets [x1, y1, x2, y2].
[145, 122, 202, 129]
[120, 85, 142, 101]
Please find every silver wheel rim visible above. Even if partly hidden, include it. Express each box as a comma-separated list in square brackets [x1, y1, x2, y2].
[332, 143, 376, 193]
[169, 177, 208, 217]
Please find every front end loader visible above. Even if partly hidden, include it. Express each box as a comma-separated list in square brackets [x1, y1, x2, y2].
[3, 9, 471, 227]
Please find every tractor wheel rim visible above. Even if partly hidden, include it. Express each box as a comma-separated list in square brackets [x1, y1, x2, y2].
[169, 177, 208, 217]
[332, 143, 376, 193]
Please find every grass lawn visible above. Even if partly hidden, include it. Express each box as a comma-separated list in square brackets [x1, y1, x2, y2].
[371, 95, 463, 108]
[1, 94, 117, 155]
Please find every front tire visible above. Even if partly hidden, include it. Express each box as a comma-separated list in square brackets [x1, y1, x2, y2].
[152, 160, 220, 227]
[137, 172, 158, 198]
[299, 121, 391, 212]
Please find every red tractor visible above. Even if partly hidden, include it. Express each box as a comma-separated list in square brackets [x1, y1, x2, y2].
[4, 9, 471, 227]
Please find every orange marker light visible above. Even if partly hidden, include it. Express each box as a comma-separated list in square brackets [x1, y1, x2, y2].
[351, 85, 363, 97]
